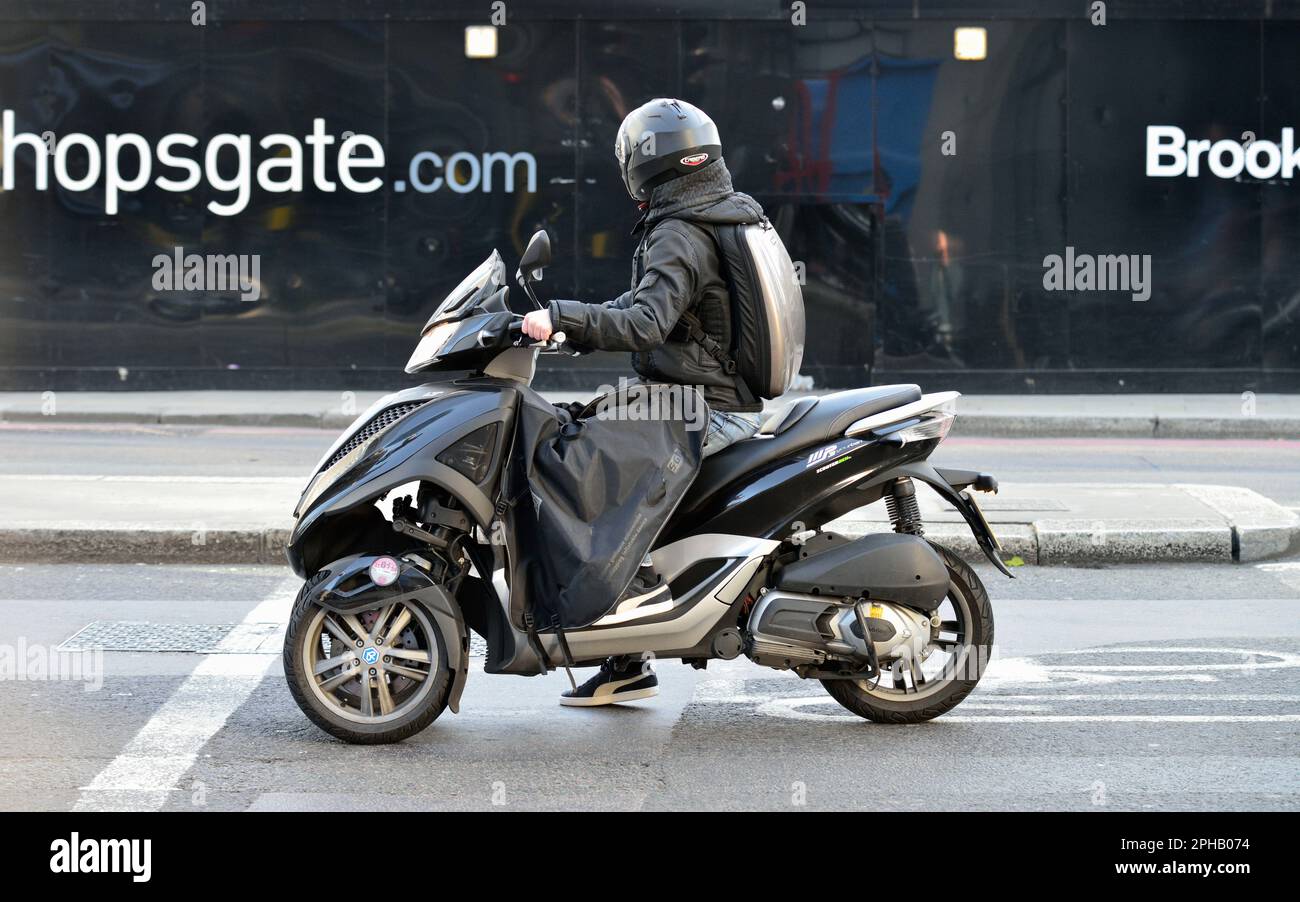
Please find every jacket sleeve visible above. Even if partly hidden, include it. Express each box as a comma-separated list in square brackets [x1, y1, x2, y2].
[603, 289, 634, 310]
[548, 223, 700, 351]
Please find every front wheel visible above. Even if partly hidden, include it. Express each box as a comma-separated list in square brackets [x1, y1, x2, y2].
[821, 542, 993, 724]
[283, 571, 453, 744]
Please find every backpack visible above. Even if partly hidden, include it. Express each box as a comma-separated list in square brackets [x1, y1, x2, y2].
[677, 217, 805, 402]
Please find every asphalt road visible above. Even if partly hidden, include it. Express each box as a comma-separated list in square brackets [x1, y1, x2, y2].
[2, 560, 1297, 811]
[2, 422, 1297, 508]
[2, 422, 1297, 810]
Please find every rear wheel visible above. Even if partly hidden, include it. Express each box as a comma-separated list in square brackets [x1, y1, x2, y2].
[821, 543, 993, 724]
[283, 570, 453, 744]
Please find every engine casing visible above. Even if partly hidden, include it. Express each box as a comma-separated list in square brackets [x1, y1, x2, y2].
[746, 589, 933, 671]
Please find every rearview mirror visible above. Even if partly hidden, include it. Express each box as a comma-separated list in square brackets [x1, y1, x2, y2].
[516, 230, 551, 286]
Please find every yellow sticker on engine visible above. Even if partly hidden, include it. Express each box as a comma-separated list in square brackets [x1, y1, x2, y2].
[869, 604, 884, 619]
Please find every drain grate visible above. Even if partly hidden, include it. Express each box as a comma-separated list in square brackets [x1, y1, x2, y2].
[59, 621, 236, 653]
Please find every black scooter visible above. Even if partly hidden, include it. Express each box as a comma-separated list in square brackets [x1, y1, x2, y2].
[282, 231, 1010, 744]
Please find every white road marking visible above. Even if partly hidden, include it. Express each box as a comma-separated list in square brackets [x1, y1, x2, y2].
[72, 577, 297, 812]
[981, 646, 1300, 687]
[972, 694, 1300, 702]
[935, 722, 1300, 727]
[8, 474, 300, 484]
[693, 686, 1300, 705]
[692, 677, 748, 703]
[1021, 646, 1300, 672]
[688, 644, 1300, 724]
[1258, 561, 1300, 593]
[750, 696, 1300, 724]
[208, 618, 289, 654]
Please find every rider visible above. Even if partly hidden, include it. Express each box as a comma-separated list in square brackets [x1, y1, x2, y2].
[520, 98, 770, 707]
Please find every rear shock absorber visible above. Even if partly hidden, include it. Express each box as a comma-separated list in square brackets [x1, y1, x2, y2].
[886, 477, 924, 536]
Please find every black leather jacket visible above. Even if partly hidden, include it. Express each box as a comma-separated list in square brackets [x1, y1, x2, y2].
[549, 159, 765, 412]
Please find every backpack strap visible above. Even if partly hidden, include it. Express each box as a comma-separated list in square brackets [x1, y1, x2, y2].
[662, 219, 759, 407]
[679, 309, 757, 406]
[678, 308, 735, 375]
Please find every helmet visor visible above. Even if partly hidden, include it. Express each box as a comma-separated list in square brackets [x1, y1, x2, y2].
[614, 118, 637, 198]
[614, 120, 629, 167]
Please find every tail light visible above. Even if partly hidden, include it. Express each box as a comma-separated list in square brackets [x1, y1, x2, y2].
[895, 407, 956, 444]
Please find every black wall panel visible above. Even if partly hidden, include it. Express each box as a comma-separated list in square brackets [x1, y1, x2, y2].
[0, 5, 1295, 391]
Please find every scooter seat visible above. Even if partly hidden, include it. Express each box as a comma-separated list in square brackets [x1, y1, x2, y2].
[693, 384, 923, 500]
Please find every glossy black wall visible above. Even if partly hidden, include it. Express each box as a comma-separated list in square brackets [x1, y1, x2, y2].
[0, 2, 1296, 392]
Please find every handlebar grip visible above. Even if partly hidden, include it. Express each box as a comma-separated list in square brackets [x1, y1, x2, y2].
[507, 319, 564, 347]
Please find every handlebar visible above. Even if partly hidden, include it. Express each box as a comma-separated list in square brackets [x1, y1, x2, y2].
[505, 319, 566, 350]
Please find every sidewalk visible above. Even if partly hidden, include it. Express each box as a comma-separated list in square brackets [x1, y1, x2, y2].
[2, 390, 1298, 438]
[0, 475, 1294, 566]
[828, 482, 1299, 565]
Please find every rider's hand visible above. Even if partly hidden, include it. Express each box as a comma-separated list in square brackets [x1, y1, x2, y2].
[522, 309, 553, 342]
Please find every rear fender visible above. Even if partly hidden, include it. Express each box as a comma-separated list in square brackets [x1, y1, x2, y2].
[303, 553, 470, 714]
[858, 460, 1014, 578]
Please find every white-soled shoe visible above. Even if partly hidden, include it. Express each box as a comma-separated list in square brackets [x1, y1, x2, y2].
[559, 657, 659, 707]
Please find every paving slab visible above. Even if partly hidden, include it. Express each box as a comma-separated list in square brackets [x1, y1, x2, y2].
[2, 391, 1298, 438]
[1176, 483, 1300, 562]
[948, 393, 1300, 439]
[827, 482, 1298, 565]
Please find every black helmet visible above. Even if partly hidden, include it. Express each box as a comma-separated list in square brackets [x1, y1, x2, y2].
[614, 98, 721, 201]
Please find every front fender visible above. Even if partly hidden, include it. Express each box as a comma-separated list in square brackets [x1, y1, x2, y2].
[304, 553, 471, 714]
[295, 387, 506, 532]
[286, 382, 516, 576]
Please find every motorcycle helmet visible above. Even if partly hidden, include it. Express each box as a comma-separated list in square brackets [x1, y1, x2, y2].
[614, 98, 722, 201]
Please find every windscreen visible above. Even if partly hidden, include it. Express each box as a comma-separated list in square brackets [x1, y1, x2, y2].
[421, 249, 506, 332]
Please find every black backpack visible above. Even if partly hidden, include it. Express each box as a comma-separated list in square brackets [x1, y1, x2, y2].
[677, 218, 805, 403]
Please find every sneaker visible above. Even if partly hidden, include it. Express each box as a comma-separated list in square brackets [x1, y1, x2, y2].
[559, 656, 659, 707]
